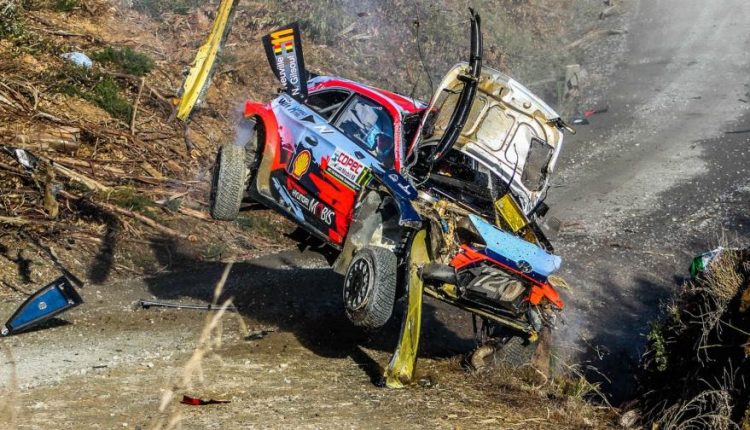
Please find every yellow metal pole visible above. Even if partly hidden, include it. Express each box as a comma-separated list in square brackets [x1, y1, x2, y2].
[175, 0, 237, 121]
[384, 229, 429, 388]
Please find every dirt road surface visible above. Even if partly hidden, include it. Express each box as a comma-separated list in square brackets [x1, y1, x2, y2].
[2, 0, 749, 427]
[548, 0, 750, 399]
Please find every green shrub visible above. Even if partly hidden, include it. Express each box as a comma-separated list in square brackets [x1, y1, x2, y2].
[104, 187, 155, 214]
[86, 77, 133, 122]
[0, 0, 24, 38]
[91, 46, 154, 76]
[54, 0, 78, 12]
[646, 321, 669, 372]
[52, 66, 132, 122]
[132, 0, 203, 17]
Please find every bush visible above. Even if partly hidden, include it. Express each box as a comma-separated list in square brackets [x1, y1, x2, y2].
[91, 46, 154, 76]
[54, 0, 78, 12]
[636, 248, 750, 428]
[0, 0, 24, 38]
[131, 0, 203, 17]
[86, 77, 133, 122]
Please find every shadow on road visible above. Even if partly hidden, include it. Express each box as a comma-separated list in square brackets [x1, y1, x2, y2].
[140, 237, 474, 383]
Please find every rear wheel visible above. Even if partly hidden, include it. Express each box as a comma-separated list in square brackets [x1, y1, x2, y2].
[210, 143, 246, 221]
[343, 246, 397, 330]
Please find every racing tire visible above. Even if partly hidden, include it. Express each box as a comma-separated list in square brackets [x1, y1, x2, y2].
[210, 143, 246, 221]
[343, 246, 398, 330]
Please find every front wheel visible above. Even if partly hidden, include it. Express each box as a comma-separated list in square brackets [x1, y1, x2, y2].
[210, 143, 246, 221]
[343, 246, 397, 330]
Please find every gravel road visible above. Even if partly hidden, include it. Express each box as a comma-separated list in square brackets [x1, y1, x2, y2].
[548, 0, 750, 399]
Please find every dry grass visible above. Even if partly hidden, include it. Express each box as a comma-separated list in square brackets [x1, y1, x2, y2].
[0, 345, 18, 430]
[658, 390, 738, 430]
[149, 262, 235, 430]
[637, 246, 750, 429]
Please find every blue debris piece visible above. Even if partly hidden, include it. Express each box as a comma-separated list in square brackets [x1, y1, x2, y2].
[468, 214, 562, 282]
[1, 276, 83, 336]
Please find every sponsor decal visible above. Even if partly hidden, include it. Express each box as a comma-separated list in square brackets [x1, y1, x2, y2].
[325, 149, 371, 189]
[384, 170, 417, 198]
[262, 23, 308, 100]
[312, 124, 334, 134]
[272, 177, 304, 221]
[291, 149, 311, 178]
[290, 188, 335, 226]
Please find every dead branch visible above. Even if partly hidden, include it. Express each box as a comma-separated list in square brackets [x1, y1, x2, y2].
[58, 189, 187, 239]
[131, 77, 145, 135]
[566, 28, 627, 50]
[53, 156, 127, 176]
[52, 162, 111, 192]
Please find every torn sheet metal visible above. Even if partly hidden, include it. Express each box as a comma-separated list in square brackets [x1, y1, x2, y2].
[384, 229, 428, 388]
[175, 0, 237, 121]
[1, 276, 83, 336]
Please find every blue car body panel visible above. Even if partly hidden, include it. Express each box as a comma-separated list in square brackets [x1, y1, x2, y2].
[468, 214, 561, 282]
[2, 276, 83, 336]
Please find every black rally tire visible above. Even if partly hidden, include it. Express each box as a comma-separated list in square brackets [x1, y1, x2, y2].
[210, 143, 246, 221]
[343, 246, 398, 330]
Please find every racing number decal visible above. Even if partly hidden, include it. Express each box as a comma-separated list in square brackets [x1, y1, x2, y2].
[324, 149, 372, 190]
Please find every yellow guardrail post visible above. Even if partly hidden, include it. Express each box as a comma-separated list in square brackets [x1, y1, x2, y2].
[384, 229, 429, 388]
[175, 0, 237, 121]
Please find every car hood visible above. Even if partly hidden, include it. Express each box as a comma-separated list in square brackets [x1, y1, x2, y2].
[415, 63, 564, 212]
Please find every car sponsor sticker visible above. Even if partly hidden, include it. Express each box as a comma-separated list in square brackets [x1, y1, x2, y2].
[290, 187, 335, 226]
[262, 23, 308, 100]
[291, 149, 311, 178]
[325, 149, 372, 189]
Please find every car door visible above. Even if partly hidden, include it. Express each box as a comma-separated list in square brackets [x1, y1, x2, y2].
[268, 91, 391, 245]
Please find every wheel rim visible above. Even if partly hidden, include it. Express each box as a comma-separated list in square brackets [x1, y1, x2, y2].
[344, 258, 372, 311]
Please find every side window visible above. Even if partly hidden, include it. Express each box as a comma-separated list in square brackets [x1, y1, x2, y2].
[305, 90, 350, 121]
[335, 96, 395, 168]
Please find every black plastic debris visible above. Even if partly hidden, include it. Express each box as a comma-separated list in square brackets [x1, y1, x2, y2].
[1, 276, 83, 336]
[139, 300, 237, 312]
[244, 329, 275, 341]
[1, 145, 39, 171]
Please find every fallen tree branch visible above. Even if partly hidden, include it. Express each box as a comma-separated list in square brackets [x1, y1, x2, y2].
[58, 189, 188, 239]
[53, 156, 127, 175]
[131, 77, 145, 135]
[0, 216, 32, 226]
[566, 28, 627, 50]
[52, 162, 111, 192]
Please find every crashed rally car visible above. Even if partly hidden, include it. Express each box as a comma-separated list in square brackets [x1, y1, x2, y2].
[210, 11, 569, 372]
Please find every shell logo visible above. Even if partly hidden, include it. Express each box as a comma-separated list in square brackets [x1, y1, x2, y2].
[292, 149, 312, 178]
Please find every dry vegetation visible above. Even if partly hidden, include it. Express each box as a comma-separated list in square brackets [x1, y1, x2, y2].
[0, 1, 623, 428]
[636, 248, 750, 429]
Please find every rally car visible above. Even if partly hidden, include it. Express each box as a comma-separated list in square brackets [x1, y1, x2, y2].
[210, 11, 569, 362]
